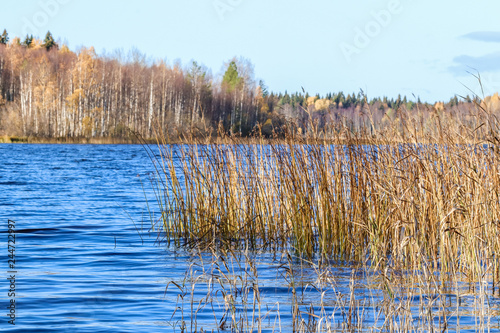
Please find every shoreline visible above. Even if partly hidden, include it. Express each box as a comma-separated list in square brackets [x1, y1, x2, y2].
[0, 134, 491, 146]
[0, 136, 158, 145]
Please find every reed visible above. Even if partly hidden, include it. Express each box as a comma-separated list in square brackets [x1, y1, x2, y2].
[147, 100, 500, 281]
[163, 240, 498, 332]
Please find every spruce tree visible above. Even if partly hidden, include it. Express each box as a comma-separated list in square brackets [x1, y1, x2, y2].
[43, 31, 57, 50]
[259, 80, 268, 98]
[0, 29, 8, 44]
[23, 34, 33, 48]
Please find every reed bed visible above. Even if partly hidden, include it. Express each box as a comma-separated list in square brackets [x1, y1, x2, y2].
[144, 100, 500, 331]
[147, 102, 500, 281]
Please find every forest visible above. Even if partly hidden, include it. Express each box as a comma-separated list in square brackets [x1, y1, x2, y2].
[0, 30, 483, 141]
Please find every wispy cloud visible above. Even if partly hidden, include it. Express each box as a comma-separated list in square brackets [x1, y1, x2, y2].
[449, 52, 500, 76]
[461, 31, 500, 43]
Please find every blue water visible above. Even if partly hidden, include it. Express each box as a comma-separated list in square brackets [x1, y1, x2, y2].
[1, 144, 499, 332]
[0, 144, 178, 332]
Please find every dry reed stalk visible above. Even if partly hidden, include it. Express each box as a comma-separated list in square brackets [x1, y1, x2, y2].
[150, 107, 500, 278]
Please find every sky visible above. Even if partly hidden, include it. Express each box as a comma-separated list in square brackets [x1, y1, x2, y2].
[1, 0, 500, 103]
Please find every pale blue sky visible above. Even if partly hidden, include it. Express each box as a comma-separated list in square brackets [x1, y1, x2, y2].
[1, 0, 500, 102]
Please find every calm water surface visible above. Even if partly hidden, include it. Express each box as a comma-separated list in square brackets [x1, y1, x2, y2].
[1, 144, 499, 332]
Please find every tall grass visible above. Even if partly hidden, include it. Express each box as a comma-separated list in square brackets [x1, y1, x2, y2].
[147, 100, 500, 284]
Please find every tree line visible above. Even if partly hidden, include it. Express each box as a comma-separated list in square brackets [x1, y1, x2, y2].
[0, 30, 481, 139]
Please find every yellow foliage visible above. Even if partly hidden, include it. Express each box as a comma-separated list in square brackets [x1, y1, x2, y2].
[66, 89, 85, 110]
[481, 93, 500, 112]
[306, 96, 317, 106]
[92, 107, 103, 115]
[72, 47, 98, 90]
[261, 118, 273, 136]
[30, 39, 43, 49]
[9, 37, 21, 46]
[59, 45, 71, 54]
[314, 99, 331, 111]
[82, 116, 94, 137]
[434, 102, 444, 112]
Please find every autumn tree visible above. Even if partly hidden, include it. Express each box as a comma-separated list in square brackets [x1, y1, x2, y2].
[0, 33, 435, 141]
[187, 61, 211, 128]
[221, 57, 256, 134]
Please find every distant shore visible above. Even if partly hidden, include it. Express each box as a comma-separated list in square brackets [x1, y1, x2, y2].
[0, 134, 487, 146]
[0, 135, 157, 145]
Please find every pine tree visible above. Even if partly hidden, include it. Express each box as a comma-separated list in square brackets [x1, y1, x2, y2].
[0, 29, 8, 44]
[43, 31, 57, 50]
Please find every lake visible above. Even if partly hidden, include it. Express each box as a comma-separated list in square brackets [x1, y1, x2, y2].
[1, 144, 499, 332]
